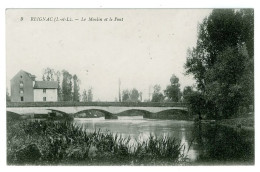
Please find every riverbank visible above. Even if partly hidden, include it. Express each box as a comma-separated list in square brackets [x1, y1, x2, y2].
[217, 117, 254, 131]
[7, 120, 188, 165]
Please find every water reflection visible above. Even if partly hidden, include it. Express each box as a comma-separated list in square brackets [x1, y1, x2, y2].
[74, 116, 254, 165]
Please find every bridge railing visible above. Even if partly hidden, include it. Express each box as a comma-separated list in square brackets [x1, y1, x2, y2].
[7, 101, 188, 107]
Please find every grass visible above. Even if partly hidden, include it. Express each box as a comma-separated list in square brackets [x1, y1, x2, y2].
[217, 117, 254, 130]
[7, 120, 188, 165]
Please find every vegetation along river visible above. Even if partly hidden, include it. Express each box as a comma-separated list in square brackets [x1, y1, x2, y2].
[74, 116, 254, 165]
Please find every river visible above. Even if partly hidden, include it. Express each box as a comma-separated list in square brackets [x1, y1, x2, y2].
[73, 116, 254, 165]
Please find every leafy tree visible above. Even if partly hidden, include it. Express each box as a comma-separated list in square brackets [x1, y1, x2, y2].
[55, 71, 62, 101]
[42, 68, 55, 81]
[139, 92, 143, 102]
[185, 91, 206, 120]
[182, 86, 194, 103]
[82, 89, 88, 102]
[130, 88, 140, 102]
[122, 88, 141, 102]
[164, 74, 181, 102]
[151, 84, 164, 102]
[72, 74, 80, 102]
[122, 89, 130, 102]
[62, 70, 73, 101]
[87, 88, 93, 102]
[185, 9, 254, 118]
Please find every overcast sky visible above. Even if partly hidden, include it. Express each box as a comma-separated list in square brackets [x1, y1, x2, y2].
[6, 9, 212, 101]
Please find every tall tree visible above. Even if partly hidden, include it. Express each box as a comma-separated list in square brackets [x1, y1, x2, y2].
[185, 9, 254, 118]
[164, 74, 181, 102]
[62, 70, 73, 101]
[87, 88, 93, 102]
[82, 89, 88, 102]
[73, 74, 80, 102]
[151, 84, 164, 102]
[55, 71, 62, 101]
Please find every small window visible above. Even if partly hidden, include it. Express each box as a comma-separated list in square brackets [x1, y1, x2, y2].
[21, 96, 23, 101]
[20, 89, 24, 94]
[20, 81, 23, 87]
[20, 75, 23, 78]
[43, 97, 46, 101]
[43, 89, 46, 93]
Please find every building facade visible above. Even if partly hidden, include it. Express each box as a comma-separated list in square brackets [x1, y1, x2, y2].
[33, 81, 58, 102]
[10, 70, 58, 102]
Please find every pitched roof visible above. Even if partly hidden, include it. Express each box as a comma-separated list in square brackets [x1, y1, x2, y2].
[24, 70, 36, 81]
[11, 70, 36, 81]
[34, 81, 58, 89]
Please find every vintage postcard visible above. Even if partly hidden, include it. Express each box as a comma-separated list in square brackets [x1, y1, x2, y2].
[6, 9, 254, 165]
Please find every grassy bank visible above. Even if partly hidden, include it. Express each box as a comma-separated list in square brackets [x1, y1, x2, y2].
[217, 117, 254, 131]
[7, 120, 188, 165]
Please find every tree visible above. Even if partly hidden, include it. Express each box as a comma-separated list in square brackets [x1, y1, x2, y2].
[62, 70, 73, 101]
[55, 71, 62, 101]
[122, 88, 141, 102]
[73, 74, 80, 102]
[182, 86, 194, 103]
[122, 89, 130, 102]
[185, 91, 206, 120]
[164, 74, 181, 102]
[42, 68, 55, 81]
[87, 88, 93, 102]
[130, 88, 140, 102]
[151, 84, 164, 102]
[82, 89, 88, 102]
[185, 9, 254, 118]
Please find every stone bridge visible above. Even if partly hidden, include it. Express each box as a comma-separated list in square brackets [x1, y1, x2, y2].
[6, 102, 188, 119]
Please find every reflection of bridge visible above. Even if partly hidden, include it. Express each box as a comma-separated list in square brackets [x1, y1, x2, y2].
[6, 102, 188, 118]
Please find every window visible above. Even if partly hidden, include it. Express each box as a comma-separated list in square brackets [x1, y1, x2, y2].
[20, 89, 24, 94]
[20, 75, 22, 78]
[21, 96, 23, 101]
[43, 89, 46, 93]
[19, 81, 23, 87]
[43, 97, 46, 101]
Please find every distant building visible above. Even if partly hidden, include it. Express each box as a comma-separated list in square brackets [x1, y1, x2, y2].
[10, 70, 58, 102]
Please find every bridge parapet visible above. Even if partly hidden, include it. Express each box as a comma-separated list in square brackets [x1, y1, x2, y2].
[7, 101, 187, 108]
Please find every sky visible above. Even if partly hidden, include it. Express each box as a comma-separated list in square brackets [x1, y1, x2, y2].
[6, 9, 212, 101]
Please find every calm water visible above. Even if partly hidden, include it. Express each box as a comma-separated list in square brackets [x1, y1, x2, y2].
[74, 116, 254, 165]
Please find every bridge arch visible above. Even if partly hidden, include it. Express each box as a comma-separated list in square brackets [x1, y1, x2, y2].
[74, 109, 113, 116]
[115, 109, 152, 115]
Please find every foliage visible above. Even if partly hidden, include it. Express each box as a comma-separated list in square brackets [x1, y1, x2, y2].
[87, 88, 93, 102]
[42, 68, 55, 81]
[151, 85, 164, 102]
[185, 9, 254, 119]
[82, 89, 88, 102]
[130, 88, 140, 102]
[56, 71, 62, 101]
[122, 88, 141, 102]
[7, 120, 187, 165]
[164, 74, 181, 102]
[182, 86, 194, 103]
[122, 89, 130, 102]
[62, 70, 73, 101]
[73, 75, 80, 102]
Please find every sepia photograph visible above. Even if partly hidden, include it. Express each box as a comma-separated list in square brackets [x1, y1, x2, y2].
[5, 8, 254, 166]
